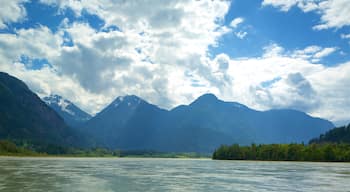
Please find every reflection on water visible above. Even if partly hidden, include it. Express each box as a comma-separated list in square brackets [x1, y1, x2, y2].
[0, 157, 349, 192]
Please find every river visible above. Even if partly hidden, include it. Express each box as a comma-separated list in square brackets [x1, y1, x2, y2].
[0, 157, 349, 191]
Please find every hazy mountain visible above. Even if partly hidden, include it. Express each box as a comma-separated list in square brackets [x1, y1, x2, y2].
[86, 93, 334, 152]
[43, 95, 91, 128]
[0, 72, 81, 146]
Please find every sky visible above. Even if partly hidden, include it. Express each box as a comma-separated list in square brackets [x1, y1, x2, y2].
[0, 0, 350, 125]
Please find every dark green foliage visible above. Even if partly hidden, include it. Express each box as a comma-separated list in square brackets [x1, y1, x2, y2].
[213, 143, 350, 162]
[310, 124, 350, 144]
[59, 147, 121, 157]
[0, 140, 37, 156]
[0, 139, 119, 157]
[0, 139, 206, 158]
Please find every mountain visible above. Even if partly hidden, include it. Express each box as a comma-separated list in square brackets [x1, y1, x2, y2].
[0, 72, 81, 146]
[43, 95, 91, 128]
[86, 95, 167, 149]
[310, 124, 350, 144]
[158, 93, 334, 151]
[86, 93, 334, 152]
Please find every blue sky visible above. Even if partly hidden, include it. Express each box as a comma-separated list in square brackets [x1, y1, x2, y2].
[210, 0, 350, 65]
[0, 0, 350, 125]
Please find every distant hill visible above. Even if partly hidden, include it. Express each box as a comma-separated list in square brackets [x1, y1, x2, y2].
[86, 93, 334, 152]
[0, 72, 82, 146]
[310, 124, 350, 144]
[43, 95, 91, 128]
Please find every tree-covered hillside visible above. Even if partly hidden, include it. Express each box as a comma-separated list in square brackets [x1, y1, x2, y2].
[310, 124, 350, 144]
[213, 124, 350, 162]
[213, 143, 350, 162]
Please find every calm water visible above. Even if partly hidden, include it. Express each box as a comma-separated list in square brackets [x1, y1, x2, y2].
[0, 157, 349, 192]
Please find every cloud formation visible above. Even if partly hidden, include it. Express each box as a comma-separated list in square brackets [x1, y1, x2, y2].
[291, 46, 337, 63]
[229, 17, 248, 39]
[0, 0, 231, 113]
[203, 43, 350, 124]
[0, 0, 349, 125]
[230, 17, 244, 28]
[0, 0, 27, 29]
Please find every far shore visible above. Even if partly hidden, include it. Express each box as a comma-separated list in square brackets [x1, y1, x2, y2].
[1, 155, 350, 163]
[0, 154, 211, 159]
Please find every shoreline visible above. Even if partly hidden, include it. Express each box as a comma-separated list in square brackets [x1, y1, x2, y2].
[1, 155, 349, 163]
[0, 154, 210, 159]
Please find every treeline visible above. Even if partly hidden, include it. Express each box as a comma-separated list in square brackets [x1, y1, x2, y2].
[0, 140, 205, 158]
[0, 140, 38, 156]
[0, 140, 121, 157]
[33, 144, 121, 157]
[119, 150, 205, 158]
[213, 143, 350, 162]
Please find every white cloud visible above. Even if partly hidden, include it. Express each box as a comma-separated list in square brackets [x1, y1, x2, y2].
[301, 46, 322, 54]
[208, 45, 350, 124]
[313, 0, 350, 30]
[313, 47, 337, 58]
[229, 17, 248, 39]
[308, 61, 350, 123]
[230, 17, 244, 28]
[341, 33, 350, 45]
[291, 46, 337, 63]
[298, 1, 319, 12]
[262, 0, 300, 12]
[235, 31, 248, 39]
[341, 33, 350, 39]
[0, 0, 27, 29]
[0, 25, 109, 114]
[0, 26, 62, 65]
[262, 0, 350, 30]
[263, 43, 285, 57]
[262, 0, 320, 12]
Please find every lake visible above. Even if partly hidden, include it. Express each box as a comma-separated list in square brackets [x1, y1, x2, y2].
[0, 157, 349, 191]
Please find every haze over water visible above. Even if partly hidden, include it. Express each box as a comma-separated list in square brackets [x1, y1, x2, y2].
[0, 157, 349, 192]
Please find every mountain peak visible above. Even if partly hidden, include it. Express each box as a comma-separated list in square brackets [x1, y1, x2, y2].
[43, 94, 73, 115]
[43, 94, 91, 127]
[191, 93, 219, 105]
[112, 95, 144, 108]
[199, 93, 218, 100]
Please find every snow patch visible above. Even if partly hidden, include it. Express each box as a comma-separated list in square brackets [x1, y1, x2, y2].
[57, 97, 75, 116]
[113, 96, 124, 108]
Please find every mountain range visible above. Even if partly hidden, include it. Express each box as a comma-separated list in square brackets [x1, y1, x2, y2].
[84, 94, 334, 152]
[0, 72, 335, 153]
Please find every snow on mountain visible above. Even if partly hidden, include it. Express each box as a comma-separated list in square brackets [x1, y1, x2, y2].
[43, 94, 92, 128]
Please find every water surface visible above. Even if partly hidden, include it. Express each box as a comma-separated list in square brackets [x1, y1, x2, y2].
[0, 157, 349, 191]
